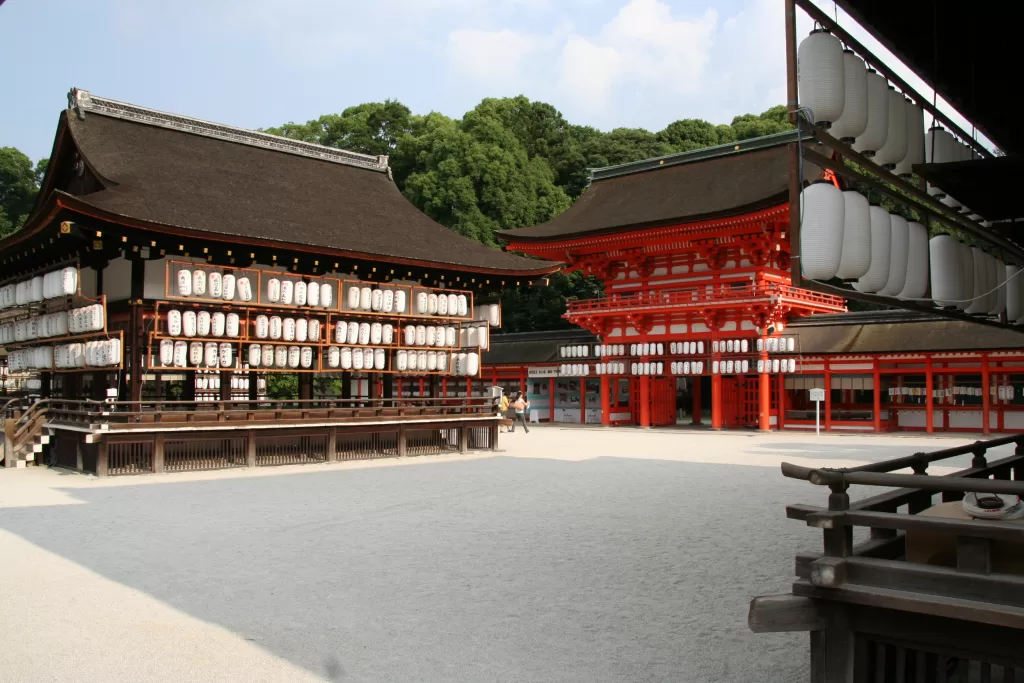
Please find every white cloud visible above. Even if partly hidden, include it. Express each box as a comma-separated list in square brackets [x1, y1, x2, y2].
[447, 29, 540, 84]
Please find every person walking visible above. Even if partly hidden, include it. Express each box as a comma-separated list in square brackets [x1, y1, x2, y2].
[498, 391, 511, 432]
[510, 392, 530, 433]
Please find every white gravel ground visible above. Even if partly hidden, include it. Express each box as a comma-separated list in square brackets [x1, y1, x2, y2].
[0, 427, 1008, 683]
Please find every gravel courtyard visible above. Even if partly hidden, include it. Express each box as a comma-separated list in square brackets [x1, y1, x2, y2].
[0, 427, 1005, 683]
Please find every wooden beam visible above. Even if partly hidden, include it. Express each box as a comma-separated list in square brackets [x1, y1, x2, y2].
[748, 594, 825, 633]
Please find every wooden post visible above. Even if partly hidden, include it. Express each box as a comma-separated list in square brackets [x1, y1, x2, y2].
[96, 440, 109, 477]
[459, 426, 469, 453]
[299, 374, 312, 401]
[548, 376, 555, 423]
[692, 375, 702, 425]
[873, 364, 882, 433]
[153, 433, 165, 474]
[824, 363, 833, 433]
[925, 356, 934, 434]
[639, 376, 651, 428]
[326, 426, 337, 462]
[489, 421, 499, 450]
[4, 418, 17, 468]
[129, 255, 146, 403]
[398, 425, 408, 457]
[246, 429, 256, 467]
[759, 353, 771, 431]
[982, 354, 992, 435]
[600, 375, 611, 426]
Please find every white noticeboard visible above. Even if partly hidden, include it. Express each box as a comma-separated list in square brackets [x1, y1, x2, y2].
[809, 388, 825, 435]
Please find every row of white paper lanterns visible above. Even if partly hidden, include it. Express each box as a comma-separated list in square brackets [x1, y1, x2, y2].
[0, 305, 105, 345]
[159, 340, 240, 369]
[669, 342, 706, 355]
[756, 337, 797, 353]
[167, 310, 243, 338]
[0, 267, 78, 310]
[193, 375, 253, 391]
[176, 269, 255, 302]
[799, 30, 981, 210]
[7, 339, 121, 371]
[803, 183, 1012, 316]
[712, 359, 798, 374]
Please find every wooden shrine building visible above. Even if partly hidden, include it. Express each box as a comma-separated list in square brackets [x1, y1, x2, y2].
[0, 89, 557, 473]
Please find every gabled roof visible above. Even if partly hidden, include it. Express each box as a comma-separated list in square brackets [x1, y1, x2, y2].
[7, 89, 556, 276]
[501, 131, 814, 243]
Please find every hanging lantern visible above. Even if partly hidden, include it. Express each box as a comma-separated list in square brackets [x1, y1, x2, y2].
[894, 99, 925, 176]
[427, 293, 438, 315]
[354, 346, 366, 370]
[183, 311, 198, 338]
[205, 342, 219, 368]
[294, 281, 307, 306]
[283, 317, 296, 342]
[358, 322, 371, 345]
[878, 214, 909, 296]
[160, 339, 174, 366]
[925, 126, 957, 196]
[740, 360, 749, 374]
[965, 248, 989, 315]
[249, 344, 262, 368]
[341, 347, 353, 370]
[697, 341, 704, 354]
[196, 311, 211, 337]
[219, 342, 233, 368]
[829, 50, 869, 142]
[772, 359, 781, 373]
[267, 278, 282, 303]
[836, 191, 871, 280]
[787, 338, 796, 353]
[797, 29, 845, 126]
[437, 293, 448, 316]
[177, 268, 193, 297]
[263, 345, 275, 369]
[740, 339, 748, 353]
[853, 207, 890, 294]
[167, 310, 182, 336]
[173, 341, 188, 368]
[222, 274, 236, 300]
[295, 318, 309, 343]
[929, 235, 962, 307]
[279, 280, 294, 305]
[208, 272, 222, 299]
[873, 86, 908, 169]
[898, 222, 929, 299]
[854, 69, 889, 156]
[800, 180, 845, 280]
[990, 257, 1007, 317]
[211, 312, 226, 337]
[237, 277, 252, 302]
[371, 322, 383, 345]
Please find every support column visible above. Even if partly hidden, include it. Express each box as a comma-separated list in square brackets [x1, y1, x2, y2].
[824, 363, 833, 433]
[129, 256, 146, 403]
[873, 364, 882, 433]
[519, 367, 526, 394]
[982, 354, 991, 436]
[298, 373, 312, 401]
[580, 377, 587, 424]
[758, 352, 771, 431]
[691, 375, 702, 425]
[711, 352, 723, 429]
[639, 376, 651, 428]
[777, 373, 786, 431]
[600, 375, 611, 426]
[548, 377, 555, 423]
[925, 357, 934, 434]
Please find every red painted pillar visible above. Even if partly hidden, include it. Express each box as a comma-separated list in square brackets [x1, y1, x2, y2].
[873, 364, 882, 433]
[711, 352, 723, 429]
[982, 354, 991, 435]
[824, 363, 833, 432]
[519, 367, 526, 394]
[548, 376, 555, 423]
[639, 376, 651, 428]
[691, 376, 702, 425]
[776, 372, 786, 430]
[580, 377, 588, 424]
[758, 352, 771, 431]
[925, 356, 934, 434]
[600, 375, 611, 426]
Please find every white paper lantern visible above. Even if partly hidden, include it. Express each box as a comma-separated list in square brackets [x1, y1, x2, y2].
[394, 290, 407, 313]
[327, 346, 340, 368]
[174, 341, 188, 367]
[269, 316, 282, 340]
[416, 292, 428, 314]
[415, 325, 426, 346]
[347, 321, 359, 345]
[894, 99, 925, 176]
[853, 206, 892, 293]
[347, 286, 361, 310]
[177, 269, 192, 297]
[254, 315, 268, 339]
[855, 69, 889, 156]
[296, 318, 308, 343]
[167, 310, 182, 336]
[221, 274, 236, 301]
[61, 267, 78, 296]
[788, 359, 797, 373]
[801, 181, 845, 280]
[898, 222, 929, 299]
[207, 272, 222, 299]
[427, 293, 438, 315]
[305, 280, 319, 307]
[212, 311, 226, 337]
[358, 322, 371, 345]
[414, 350, 425, 372]
[267, 277, 281, 303]
[194, 310, 210, 337]
[341, 347, 353, 370]
[249, 344, 262, 367]
[829, 50, 868, 142]
[488, 304, 500, 327]
[204, 342, 219, 368]
[285, 345, 299, 369]
[757, 360, 765, 373]
[798, 29, 845, 126]
[878, 214, 910, 296]
[283, 317, 296, 342]
[382, 324, 394, 345]
[725, 360, 734, 374]
[308, 319, 320, 342]
[371, 322, 382, 345]
[741, 360, 749, 374]
[320, 282, 333, 308]
[280, 280, 294, 306]
[396, 350, 408, 371]
[404, 325, 416, 346]
[873, 86, 908, 168]
[772, 359, 781, 373]
[443, 294, 455, 317]
[787, 337, 796, 353]
[219, 342, 233, 368]
[837, 191, 871, 280]
[160, 339, 174, 366]
[182, 311, 197, 338]
[262, 345, 274, 369]
[740, 340, 748, 353]
[236, 277, 252, 302]
[457, 295, 468, 317]
[436, 293, 449, 316]
[299, 346, 313, 369]
[374, 348, 386, 370]
[445, 326, 457, 347]
[226, 313, 240, 338]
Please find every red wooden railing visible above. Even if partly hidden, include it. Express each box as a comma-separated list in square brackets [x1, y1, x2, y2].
[565, 283, 846, 316]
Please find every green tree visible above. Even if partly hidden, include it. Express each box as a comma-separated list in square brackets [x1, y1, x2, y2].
[580, 127, 676, 169]
[263, 100, 413, 158]
[1, 147, 47, 239]
[730, 105, 794, 140]
[499, 271, 605, 333]
[657, 118, 723, 151]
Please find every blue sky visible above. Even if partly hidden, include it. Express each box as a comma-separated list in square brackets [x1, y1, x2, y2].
[1, 0, 983, 164]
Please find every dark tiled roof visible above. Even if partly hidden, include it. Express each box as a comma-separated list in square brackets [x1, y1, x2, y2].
[501, 132, 815, 242]
[790, 313, 1024, 354]
[483, 329, 596, 365]
[59, 110, 556, 275]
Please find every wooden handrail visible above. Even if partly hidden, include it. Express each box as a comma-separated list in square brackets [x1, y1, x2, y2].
[781, 461, 1024, 496]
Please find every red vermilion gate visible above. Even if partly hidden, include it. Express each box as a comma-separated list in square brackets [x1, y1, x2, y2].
[723, 377, 759, 429]
[650, 378, 676, 426]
